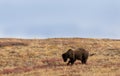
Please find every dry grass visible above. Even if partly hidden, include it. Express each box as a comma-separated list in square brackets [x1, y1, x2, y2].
[0, 38, 120, 76]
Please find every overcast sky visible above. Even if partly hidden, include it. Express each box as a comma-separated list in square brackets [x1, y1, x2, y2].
[0, 0, 120, 39]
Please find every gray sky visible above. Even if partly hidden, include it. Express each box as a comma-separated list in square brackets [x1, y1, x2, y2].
[0, 0, 120, 39]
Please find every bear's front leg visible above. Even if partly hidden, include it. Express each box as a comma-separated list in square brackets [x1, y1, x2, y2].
[67, 59, 76, 65]
[70, 59, 76, 65]
[67, 60, 71, 65]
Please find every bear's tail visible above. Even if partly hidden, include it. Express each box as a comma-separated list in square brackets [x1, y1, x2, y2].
[89, 53, 96, 56]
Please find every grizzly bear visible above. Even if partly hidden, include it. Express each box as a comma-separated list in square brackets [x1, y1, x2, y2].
[62, 48, 89, 65]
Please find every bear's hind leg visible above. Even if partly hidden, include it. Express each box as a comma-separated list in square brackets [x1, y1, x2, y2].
[81, 55, 87, 64]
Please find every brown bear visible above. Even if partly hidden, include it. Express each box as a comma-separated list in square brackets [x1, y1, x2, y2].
[62, 48, 89, 65]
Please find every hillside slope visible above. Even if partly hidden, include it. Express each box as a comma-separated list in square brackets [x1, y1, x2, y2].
[0, 38, 120, 76]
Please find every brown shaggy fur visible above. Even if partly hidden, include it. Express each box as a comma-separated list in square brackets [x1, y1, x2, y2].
[62, 48, 89, 65]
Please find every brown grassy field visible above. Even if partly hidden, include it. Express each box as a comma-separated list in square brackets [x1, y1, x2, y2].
[0, 38, 120, 76]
